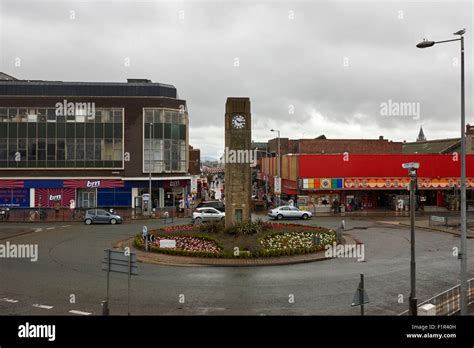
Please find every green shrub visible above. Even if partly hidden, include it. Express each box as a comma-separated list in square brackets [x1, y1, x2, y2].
[199, 220, 224, 234]
[224, 220, 265, 236]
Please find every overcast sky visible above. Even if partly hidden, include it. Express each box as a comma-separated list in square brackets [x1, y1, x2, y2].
[1, 0, 472, 159]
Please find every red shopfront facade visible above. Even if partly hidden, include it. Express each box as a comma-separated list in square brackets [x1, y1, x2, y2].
[296, 154, 474, 210]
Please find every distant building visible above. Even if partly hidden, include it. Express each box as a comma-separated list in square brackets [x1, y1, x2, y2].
[416, 126, 426, 142]
[188, 145, 201, 175]
[266, 135, 403, 156]
[0, 73, 190, 209]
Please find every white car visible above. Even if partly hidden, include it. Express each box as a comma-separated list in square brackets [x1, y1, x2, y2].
[193, 207, 225, 224]
[268, 206, 312, 220]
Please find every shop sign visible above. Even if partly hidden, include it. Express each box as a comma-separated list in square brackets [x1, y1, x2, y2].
[274, 177, 281, 194]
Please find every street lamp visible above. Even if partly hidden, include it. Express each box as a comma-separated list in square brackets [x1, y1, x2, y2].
[403, 161, 420, 316]
[270, 129, 281, 205]
[416, 28, 467, 315]
[255, 149, 272, 198]
[148, 123, 153, 216]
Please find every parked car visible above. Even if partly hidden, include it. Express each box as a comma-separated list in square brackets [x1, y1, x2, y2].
[196, 200, 225, 212]
[193, 207, 225, 224]
[268, 206, 312, 220]
[84, 209, 123, 225]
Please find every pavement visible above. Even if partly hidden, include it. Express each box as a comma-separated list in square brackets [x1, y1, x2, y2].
[1, 216, 473, 316]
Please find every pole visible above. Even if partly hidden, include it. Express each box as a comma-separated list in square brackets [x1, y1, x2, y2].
[360, 274, 364, 316]
[128, 253, 131, 316]
[149, 123, 152, 216]
[460, 35, 467, 315]
[103, 249, 110, 316]
[409, 176, 417, 315]
[277, 131, 281, 206]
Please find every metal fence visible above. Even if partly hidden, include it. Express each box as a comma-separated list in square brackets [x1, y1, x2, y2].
[399, 278, 474, 316]
[0, 206, 192, 223]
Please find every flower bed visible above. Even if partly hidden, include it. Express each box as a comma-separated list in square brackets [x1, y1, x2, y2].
[161, 224, 196, 232]
[259, 230, 336, 253]
[134, 234, 223, 258]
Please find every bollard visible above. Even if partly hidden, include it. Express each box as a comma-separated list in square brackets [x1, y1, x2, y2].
[101, 300, 109, 316]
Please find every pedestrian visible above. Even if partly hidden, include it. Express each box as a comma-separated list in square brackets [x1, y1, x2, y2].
[69, 199, 76, 220]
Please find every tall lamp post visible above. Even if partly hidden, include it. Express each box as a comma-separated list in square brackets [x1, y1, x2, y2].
[403, 162, 420, 315]
[148, 123, 153, 216]
[270, 129, 281, 206]
[416, 28, 467, 315]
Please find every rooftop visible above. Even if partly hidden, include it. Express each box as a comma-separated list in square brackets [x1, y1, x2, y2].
[0, 73, 177, 98]
[403, 138, 460, 154]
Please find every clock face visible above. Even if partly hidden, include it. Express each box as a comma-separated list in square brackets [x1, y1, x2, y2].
[232, 114, 246, 129]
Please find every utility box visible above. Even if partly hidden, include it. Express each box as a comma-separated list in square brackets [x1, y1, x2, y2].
[418, 303, 436, 316]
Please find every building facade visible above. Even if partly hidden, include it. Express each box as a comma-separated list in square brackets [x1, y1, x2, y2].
[0, 75, 191, 210]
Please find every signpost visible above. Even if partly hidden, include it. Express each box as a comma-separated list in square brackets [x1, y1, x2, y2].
[102, 249, 138, 315]
[142, 226, 148, 252]
[351, 273, 369, 316]
[159, 239, 176, 249]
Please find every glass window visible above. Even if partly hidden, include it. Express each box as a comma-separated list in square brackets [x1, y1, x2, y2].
[144, 110, 153, 124]
[103, 139, 113, 160]
[113, 139, 122, 161]
[8, 123, 17, 138]
[57, 139, 65, 160]
[153, 110, 162, 123]
[8, 139, 17, 161]
[66, 139, 75, 160]
[0, 139, 7, 160]
[47, 138, 56, 160]
[38, 123, 46, 138]
[37, 139, 46, 160]
[0, 108, 7, 122]
[85, 139, 94, 160]
[28, 138, 36, 161]
[46, 109, 56, 122]
[113, 110, 122, 123]
[76, 123, 85, 138]
[76, 139, 84, 160]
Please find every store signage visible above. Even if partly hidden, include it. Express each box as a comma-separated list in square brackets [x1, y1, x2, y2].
[274, 176, 282, 194]
[300, 177, 474, 190]
[169, 181, 180, 187]
[49, 194, 62, 201]
[191, 176, 198, 195]
[86, 180, 101, 188]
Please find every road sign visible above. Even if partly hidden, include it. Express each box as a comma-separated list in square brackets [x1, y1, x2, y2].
[102, 249, 138, 316]
[102, 249, 138, 275]
[159, 239, 176, 249]
[351, 288, 370, 306]
[402, 162, 420, 169]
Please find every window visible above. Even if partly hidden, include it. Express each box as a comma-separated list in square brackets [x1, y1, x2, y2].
[0, 107, 122, 168]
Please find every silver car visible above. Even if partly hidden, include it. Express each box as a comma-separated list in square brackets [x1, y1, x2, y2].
[268, 206, 312, 220]
[84, 209, 123, 225]
[193, 207, 225, 224]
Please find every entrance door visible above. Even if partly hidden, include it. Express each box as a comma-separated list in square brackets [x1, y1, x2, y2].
[78, 188, 97, 208]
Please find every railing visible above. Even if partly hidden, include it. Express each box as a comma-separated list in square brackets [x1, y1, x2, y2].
[399, 278, 474, 316]
[0, 207, 193, 223]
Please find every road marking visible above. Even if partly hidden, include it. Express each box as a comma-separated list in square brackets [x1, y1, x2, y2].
[32, 304, 53, 309]
[2, 298, 19, 303]
[69, 310, 92, 315]
[61, 225, 71, 228]
[46, 227, 55, 230]
[33, 228, 43, 233]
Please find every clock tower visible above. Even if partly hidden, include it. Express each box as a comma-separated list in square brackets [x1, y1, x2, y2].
[224, 97, 252, 228]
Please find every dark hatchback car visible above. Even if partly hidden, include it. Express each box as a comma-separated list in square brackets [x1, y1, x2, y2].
[196, 200, 225, 212]
[84, 209, 123, 225]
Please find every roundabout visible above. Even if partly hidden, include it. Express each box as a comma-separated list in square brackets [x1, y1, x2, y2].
[117, 221, 352, 266]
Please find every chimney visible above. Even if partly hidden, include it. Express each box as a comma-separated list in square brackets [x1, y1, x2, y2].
[379, 136, 384, 140]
